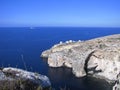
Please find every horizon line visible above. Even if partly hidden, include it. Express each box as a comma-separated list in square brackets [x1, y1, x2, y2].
[0, 26, 120, 28]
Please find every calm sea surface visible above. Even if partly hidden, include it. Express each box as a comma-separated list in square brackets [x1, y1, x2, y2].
[0, 27, 120, 90]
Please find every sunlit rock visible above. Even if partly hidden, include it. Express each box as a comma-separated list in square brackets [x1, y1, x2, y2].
[0, 67, 51, 90]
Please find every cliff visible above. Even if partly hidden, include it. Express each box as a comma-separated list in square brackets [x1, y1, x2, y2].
[113, 73, 120, 90]
[41, 34, 120, 82]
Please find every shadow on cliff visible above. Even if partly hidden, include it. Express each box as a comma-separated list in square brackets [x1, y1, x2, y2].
[84, 51, 102, 75]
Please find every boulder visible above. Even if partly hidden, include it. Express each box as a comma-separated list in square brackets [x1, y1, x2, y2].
[0, 67, 51, 90]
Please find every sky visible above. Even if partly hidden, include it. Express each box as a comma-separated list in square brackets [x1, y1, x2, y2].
[0, 0, 120, 27]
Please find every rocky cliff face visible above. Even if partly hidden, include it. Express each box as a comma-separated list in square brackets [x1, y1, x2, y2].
[0, 67, 51, 90]
[113, 73, 120, 90]
[41, 34, 120, 83]
[87, 48, 120, 81]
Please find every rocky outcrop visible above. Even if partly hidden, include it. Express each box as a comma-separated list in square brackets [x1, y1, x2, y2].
[0, 67, 51, 90]
[41, 34, 120, 82]
[113, 73, 120, 90]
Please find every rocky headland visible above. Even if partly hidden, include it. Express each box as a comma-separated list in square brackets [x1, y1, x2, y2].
[41, 34, 120, 89]
[0, 67, 51, 90]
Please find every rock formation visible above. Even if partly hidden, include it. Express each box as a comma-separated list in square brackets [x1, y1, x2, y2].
[41, 34, 120, 83]
[0, 67, 51, 90]
[113, 73, 120, 90]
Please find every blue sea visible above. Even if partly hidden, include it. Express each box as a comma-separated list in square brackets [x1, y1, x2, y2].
[0, 27, 120, 90]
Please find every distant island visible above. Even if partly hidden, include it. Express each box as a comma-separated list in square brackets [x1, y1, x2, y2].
[41, 34, 120, 90]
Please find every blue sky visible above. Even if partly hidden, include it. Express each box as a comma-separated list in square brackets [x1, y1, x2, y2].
[0, 0, 120, 27]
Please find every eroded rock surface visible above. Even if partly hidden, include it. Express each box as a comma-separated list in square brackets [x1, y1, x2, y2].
[87, 48, 120, 81]
[0, 67, 51, 90]
[113, 73, 120, 90]
[41, 34, 120, 82]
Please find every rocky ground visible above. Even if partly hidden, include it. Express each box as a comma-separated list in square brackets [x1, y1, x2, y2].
[0, 67, 51, 90]
[41, 34, 120, 90]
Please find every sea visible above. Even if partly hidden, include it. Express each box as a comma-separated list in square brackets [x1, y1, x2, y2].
[0, 27, 120, 90]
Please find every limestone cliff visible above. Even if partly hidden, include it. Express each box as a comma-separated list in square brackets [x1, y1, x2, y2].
[113, 73, 120, 90]
[41, 34, 120, 82]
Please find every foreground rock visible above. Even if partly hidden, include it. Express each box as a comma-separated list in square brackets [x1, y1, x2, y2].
[41, 34, 120, 82]
[0, 67, 51, 90]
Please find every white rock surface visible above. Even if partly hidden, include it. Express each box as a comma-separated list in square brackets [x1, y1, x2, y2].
[0, 67, 51, 90]
[87, 48, 120, 81]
